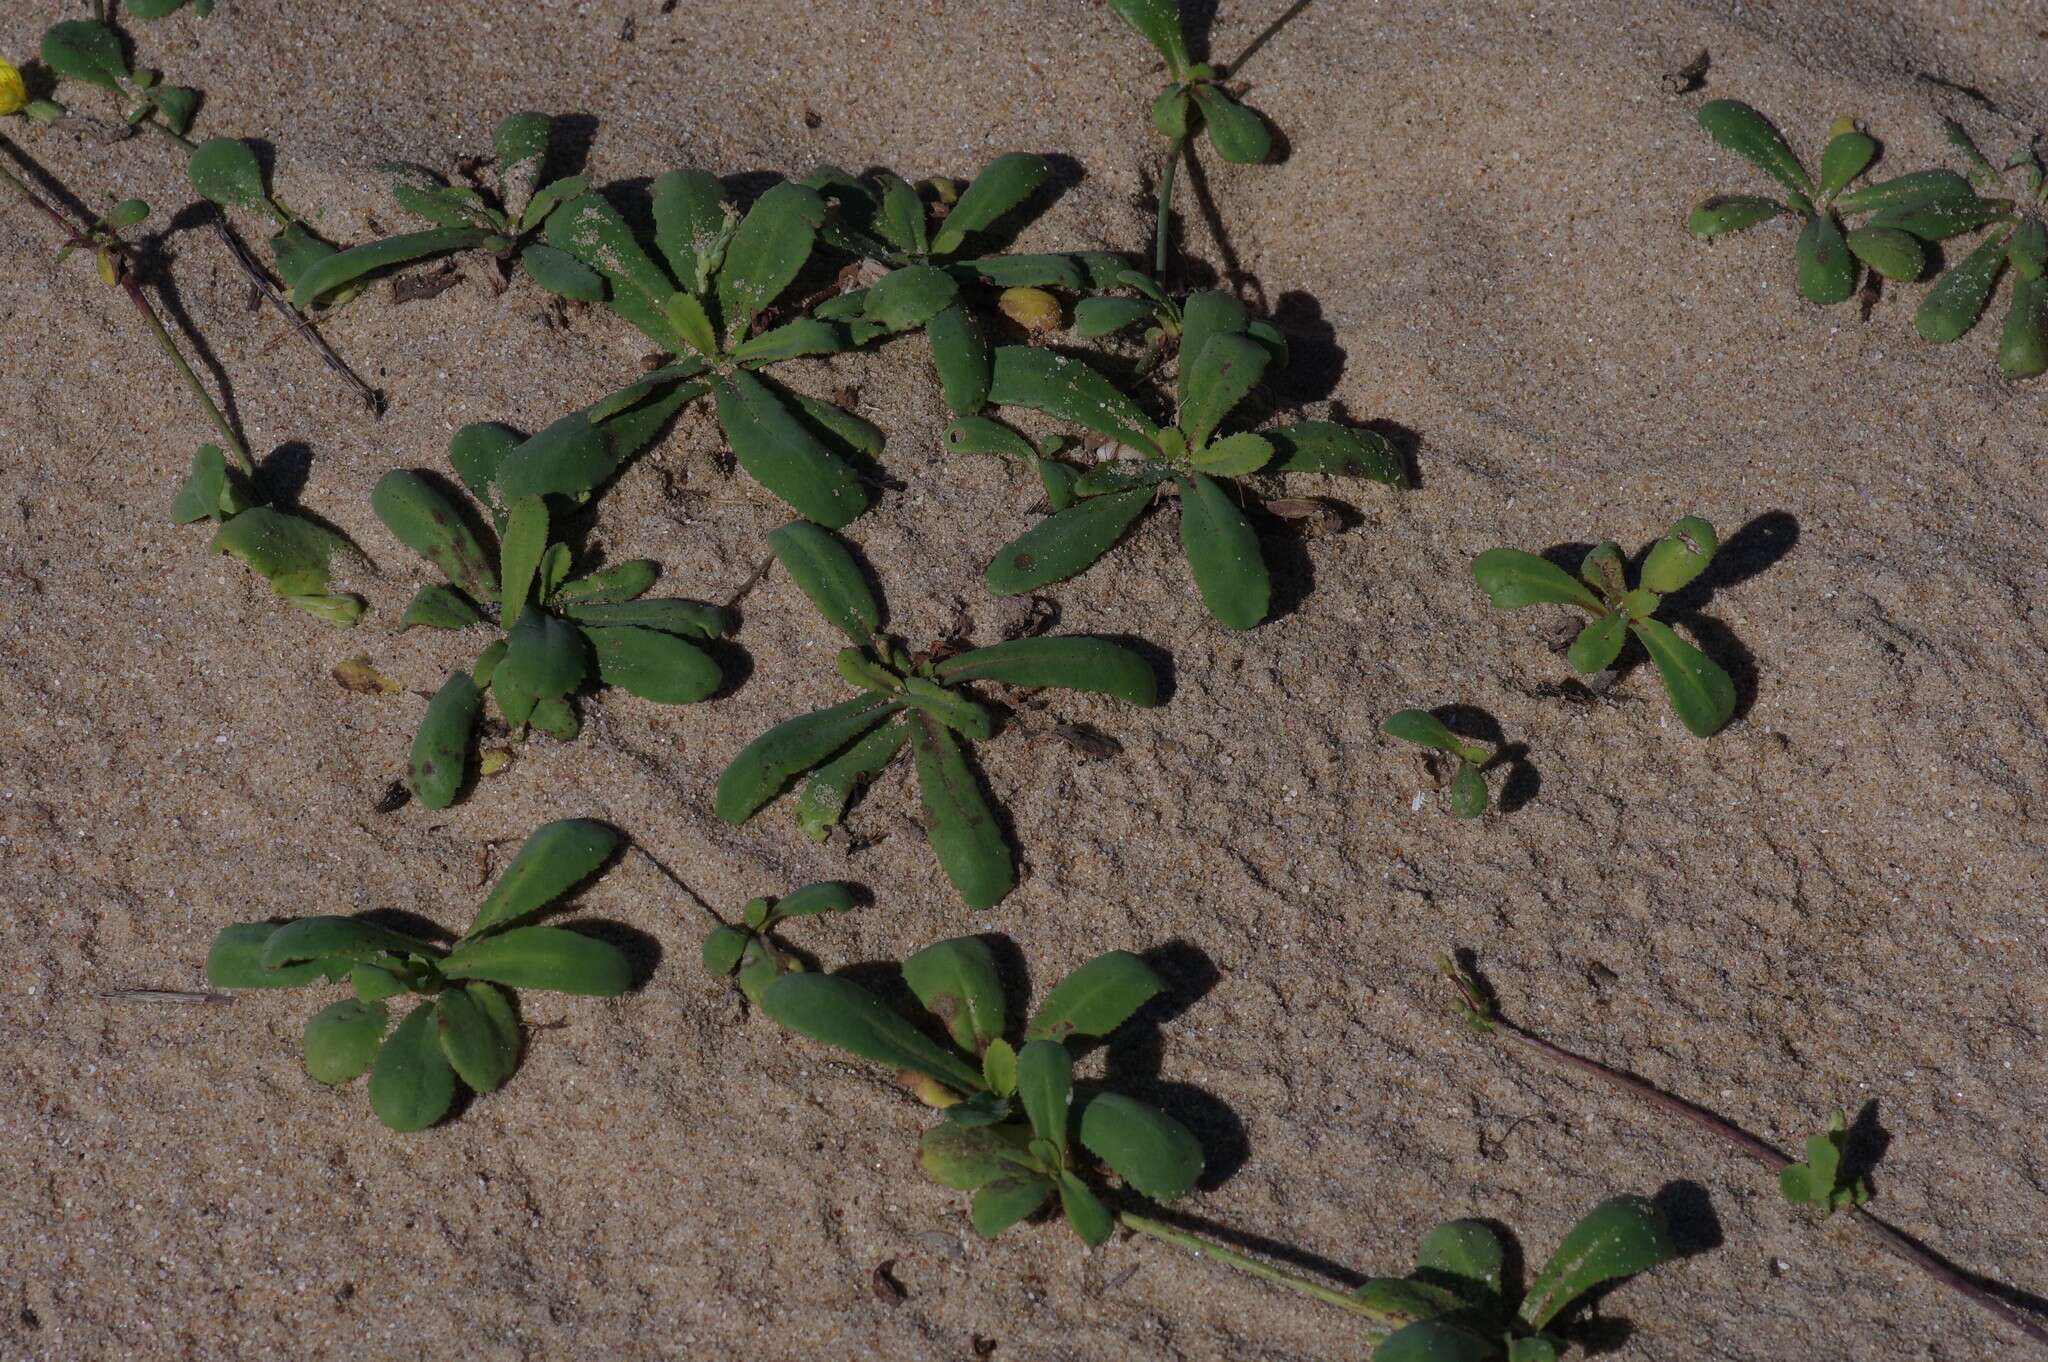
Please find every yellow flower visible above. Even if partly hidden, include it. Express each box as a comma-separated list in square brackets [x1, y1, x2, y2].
[0, 59, 27, 117]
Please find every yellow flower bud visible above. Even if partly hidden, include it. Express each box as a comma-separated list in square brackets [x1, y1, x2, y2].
[998, 286, 1063, 335]
[1828, 116, 1858, 138]
[0, 59, 27, 117]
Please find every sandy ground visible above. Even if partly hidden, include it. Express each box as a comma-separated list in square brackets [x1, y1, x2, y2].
[1, 1, 2044, 1358]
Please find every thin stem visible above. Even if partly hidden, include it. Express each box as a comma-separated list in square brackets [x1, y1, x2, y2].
[1117, 1212, 1396, 1330]
[1154, 133, 1188, 281]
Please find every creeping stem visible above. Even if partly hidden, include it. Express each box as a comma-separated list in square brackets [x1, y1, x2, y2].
[1117, 1211, 1399, 1334]
[1154, 133, 1188, 280]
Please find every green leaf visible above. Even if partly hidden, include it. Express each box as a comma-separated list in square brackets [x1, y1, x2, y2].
[1817, 131, 1877, 200]
[302, 999, 390, 1084]
[1471, 548, 1605, 612]
[188, 137, 270, 213]
[1866, 197, 2013, 241]
[760, 972, 985, 1093]
[353, 964, 406, 1004]
[491, 111, 551, 215]
[2000, 274, 2048, 381]
[398, 584, 481, 632]
[974, 1176, 1056, 1238]
[1189, 431, 1273, 477]
[862, 263, 960, 331]
[785, 391, 885, 458]
[409, 673, 479, 809]
[1265, 421, 1405, 484]
[717, 182, 826, 344]
[206, 923, 335, 989]
[715, 693, 905, 824]
[471, 640, 507, 688]
[1630, 618, 1735, 737]
[467, 818, 620, 939]
[1695, 100, 1812, 197]
[1916, 229, 2011, 343]
[1843, 226, 1926, 282]
[1078, 1092, 1202, 1200]
[651, 168, 730, 295]
[442, 926, 631, 996]
[1383, 710, 1487, 764]
[910, 713, 1015, 910]
[795, 716, 910, 842]
[582, 625, 722, 705]
[290, 228, 494, 307]
[1108, 0, 1190, 74]
[1567, 611, 1628, 674]
[1640, 516, 1719, 593]
[986, 486, 1153, 595]
[1519, 1195, 1678, 1331]
[730, 318, 847, 366]
[171, 444, 245, 524]
[447, 422, 519, 508]
[435, 987, 514, 1093]
[1507, 1338, 1560, 1362]
[902, 677, 995, 741]
[1027, 951, 1163, 1041]
[944, 415, 1038, 461]
[1449, 762, 1488, 818]
[2006, 218, 2047, 281]
[368, 1003, 456, 1132]
[208, 507, 343, 598]
[928, 303, 992, 416]
[372, 470, 498, 600]
[1016, 1040, 1074, 1155]
[1374, 1321, 1504, 1362]
[261, 917, 432, 970]
[153, 86, 201, 135]
[558, 598, 729, 638]
[1179, 474, 1269, 631]
[1795, 214, 1856, 305]
[495, 384, 699, 503]
[1352, 1276, 1482, 1330]
[1075, 297, 1157, 338]
[1833, 168, 1974, 214]
[495, 611, 587, 728]
[982, 1038, 1019, 1096]
[1180, 333, 1270, 449]
[1072, 461, 1172, 498]
[1191, 87, 1273, 165]
[930, 154, 1051, 257]
[935, 636, 1157, 706]
[712, 372, 869, 528]
[1057, 1172, 1114, 1246]
[923, 1120, 1034, 1191]
[902, 937, 1008, 1053]
[768, 521, 880, 643]
[702, 925, 749, 977]
[1178, 292, 1247, 405]
[958, 254, 1085, 289]
[498, 496, 548, 631]
[875, 173, 928, 255]
[1416, 1220, 1507, 1300]
[41, 21, 128, 92]
[519, 242, 607, 301]
[553, 559, 658, 606]
[988, 347, 1159, 453]
[1686, 195, 1785, 238]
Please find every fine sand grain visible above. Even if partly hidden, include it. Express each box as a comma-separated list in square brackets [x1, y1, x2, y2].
[1, 1, 2043, 1359]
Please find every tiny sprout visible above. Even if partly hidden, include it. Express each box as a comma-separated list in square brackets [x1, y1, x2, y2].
[1473, 517, 1736, 738]
[983, 291, 1402, 630]
[699, 881, 856, 1004]
[714, 524, 1158, 909]
[1384, 709, 1493, 817]
[761, 936, 1202, 1244]
[1912, 119, 2048, 380]
[39, 20, 204, 140]
[1110, 0, 1274, 167]
[1688, 101, 2006, 305]
[375, 415, 734, 808]
[205, 819, 629, 1131]
[1778, 1107, 1873, 1214]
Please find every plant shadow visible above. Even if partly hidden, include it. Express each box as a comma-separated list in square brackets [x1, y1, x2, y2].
[1432, 703, 1540, 814]
[1095, 940, 1250, 1189]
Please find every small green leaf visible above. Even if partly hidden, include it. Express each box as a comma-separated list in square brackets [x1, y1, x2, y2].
[2008, 218, 2047, 281]
[715, 693, 905, 824]
[1374, 1321, 1503, 1362]
[41, 21, 128, 92]
[205, 923, 336, 989]
[1472, 548, 1605, 612]
[730, 318, 847, 366]
[1265, 421, 1404, 484]
[875, 173, 928, 255]
[1016, 1040, 1074, 1155]
[371, 470, 498, 600]
[557, 598, 729, 638]
[943, 415, 1038, 461]
[702, 925, 749, 977]
[910, 713, 1015, 910]
[1108, 0, 1190, 74]
[261, 917, 431, 970]
[352, 964, 406, 1004]
[1057, 1172, 1114, 1246]
[982, 1038, 1020, 1097]
[2000, 275, 2048, 381]
[903, 936, 1008, 1053]
[208, 507, 344, 598]
[768, 521, 880, 644]
[1843, 226, 1927, 282]
[290, 228, 494, 307]
[717, 182, 826, 344]
[934, 636, 1157, 706]
[1449, 763, 1489, 818]
[1027, 952, 1163, 1042]
[546, 191, 680, 325]
[985, 486, 1153, 595]
[442, 926, 631, 996]
[1867, 197, 2013, 241]
[713, 372, 869, 528]
[494, 611, 587, 728]
[409, 673, 479, 809]
[553, 559, 658, 606]
[435, 987, 514, 1093]
[974, 1176, 1056, 1238]
[1519, 1195, 1678, 1331]
[471, 640, 507, 688]
[1567, 611, 1628, 674]
[862, 263, 960, 331]
[1191, 87, 1273, 165]
[1817, 131, 1877, 200]
[1630, 618, 1736, 737]
[1416, 1220, 1507, 1300]
[1177, 292, 1247, 403]
[651, 168, 730, 296]
[1916, 229, 2011, 343]
[1383, 711, 1489, 764]
[1078, 1092, 1202, 1200]
[399, 584, 483, 632]
[1686, 195, 1785, 238]
[922, 1120, 1034, 1190]
[958, 253, 1086, 289]
[1179, 474, 1270, 631]
[927, 303, 993, 417]
[1153, 86, 1192, 138]
[519, 242, 607, 301]
[760, 972, 985, 1093]
[582, 625, 722, 704]
[795, 717, 910, 842]
[1075, 297, 1157, 338]
[368, 1003, 456, 1132]
[498, 496, 548, 631]
[1641, 516, 1719, 593]
[1833, 168, 1974, 213]
[171, 444, 245, 524]
[1696, 100, 1812, 197]
[1795, 214, 1856, 305]
[1188, 431, 1272, 477]
[988, 347, 1159, 453]
[491, 111, 552, 216]
[1180, 333, 1270, 449]
[930, 154, 1051, 257]
[467, 819, 620, 939]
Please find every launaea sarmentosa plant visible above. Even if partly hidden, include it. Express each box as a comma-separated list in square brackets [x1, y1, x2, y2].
[205, 819, 629, 1131]
[700, 881, 856, 1004]
[714, 523, 1158, 909]
[38, 19, 205, 139]
[1473, 518, 1734, 737]
[1111, 0, 1274, 167]
[762, 936, 1202, 1244]
[983, 291, 1402, 630]
[1913, 118, 2048, 380]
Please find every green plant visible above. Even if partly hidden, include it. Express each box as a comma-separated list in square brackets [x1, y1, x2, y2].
[699, 881, 856, 1004]
[374, 412, 733, 808]
[204, 819, 629, 1131]
[1778, 1107, 1872, 1213]
[1384, 710, 1493, 817]
[762, 935, 1203, 1243]
[982, 290, 1402, 630]
[543, 171, 885, 527]
[174, 444, 364, 626]
[1472, 517, 1735, 738]
[127, 0, 215, 17]
[714, 523, 1158, 908]
[1687, 102, 2003, 305]
[36, 18, 205, 140]
[1913, 119, 2048, 379]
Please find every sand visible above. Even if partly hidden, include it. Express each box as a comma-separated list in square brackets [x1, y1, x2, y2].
[1, 0, 2044, 1358]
